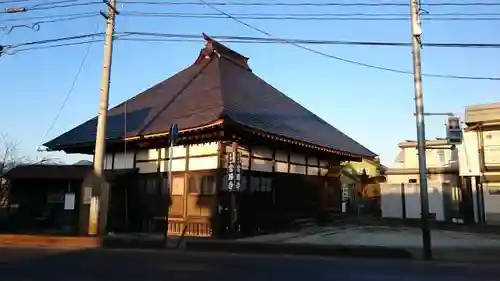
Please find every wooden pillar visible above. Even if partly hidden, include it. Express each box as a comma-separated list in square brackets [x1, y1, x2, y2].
[213, 142, 224, 239]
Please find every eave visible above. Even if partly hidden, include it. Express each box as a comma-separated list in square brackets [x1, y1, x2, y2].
[46, 117, 375, 160]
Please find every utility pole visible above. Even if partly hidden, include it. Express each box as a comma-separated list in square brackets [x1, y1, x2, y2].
[90, 0, 118, 236]
[410, 0, 432, 260]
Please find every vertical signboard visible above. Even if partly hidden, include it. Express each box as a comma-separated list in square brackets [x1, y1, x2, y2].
[227, 151, 242, 192]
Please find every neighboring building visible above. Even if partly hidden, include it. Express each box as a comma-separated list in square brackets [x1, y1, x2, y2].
[381, 139, 460, 222]
[1, 164, 94, 234]
[458, 102, 500, 225]
[385, 139, 459, 185]
[43, 34, 376, 238]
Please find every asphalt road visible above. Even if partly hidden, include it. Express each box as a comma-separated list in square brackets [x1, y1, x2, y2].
[0, 247, 499, 281]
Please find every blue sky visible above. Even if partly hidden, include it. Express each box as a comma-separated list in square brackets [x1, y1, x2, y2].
[0, 0, 498, 166]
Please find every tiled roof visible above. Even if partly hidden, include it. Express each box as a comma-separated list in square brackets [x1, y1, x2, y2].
[44, 34, 376, 158]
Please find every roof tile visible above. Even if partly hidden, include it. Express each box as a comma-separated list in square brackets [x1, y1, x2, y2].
[44, 35, 376, 158]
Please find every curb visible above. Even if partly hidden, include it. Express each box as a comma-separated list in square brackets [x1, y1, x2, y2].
[0, 234, 99, 249]
[184, 240, 413, 260]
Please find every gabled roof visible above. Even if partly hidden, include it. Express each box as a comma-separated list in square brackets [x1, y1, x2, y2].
[44, 34, 376, 158]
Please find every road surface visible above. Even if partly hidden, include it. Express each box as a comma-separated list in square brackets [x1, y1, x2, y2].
[0, 247, 498, 281]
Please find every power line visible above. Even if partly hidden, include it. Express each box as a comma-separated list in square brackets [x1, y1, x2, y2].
[1, 0, 100, 14]
[0, 0, 28, 4]
[3, 31, 499, 80]
[121, 12, 500, 17]
[7, 32, 103, 48]
[119, 12, 500, 21]
[6, 31, 500, 50]
[117, 1, 500, 7]
[120, 32, 500, 48]
[0, 14, 97, 33]
[5, 11, 500, 24]
[39, 23, 99, 146]
[196, 0, 500, 81]
[0, 12, 97, 23]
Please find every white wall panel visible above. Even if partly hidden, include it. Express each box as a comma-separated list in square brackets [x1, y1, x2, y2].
[189, 155, 218, 171]
[275, 161, 288, 173]
[307, 166, 319, 176]
[189, 142, 218, 156]
[160, 159, 186, 172]
[114, 152, 135, 169]
[251, 158, 273, 172]
[136, 149, 159, 161]
[104, 154, 113, 170]
[160, 146, 187, 158]
[290, 164, 306, 174]
[319, 160, 329, 168]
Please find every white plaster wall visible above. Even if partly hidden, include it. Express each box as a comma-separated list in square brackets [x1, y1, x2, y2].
[380, 183, 404, 218]
[189, 142, 218, 156]
[109, 142, 219, 173]
[380, 182, 446, 221]
[188, 156, 218, 171]
[160, 159, 187, 172]
[307, 167, 319, 176]
[220, 145, 334, 176]
[386, 173, 457, 186]
[113, 152, 134, 169]
[251, 158, 273, 172]
[458, 131, 481, 176]
[401, 147, 457, 170]
[483, 182, 500, 225]
[109, 142, 340, 176]
[483, 130, 500, 166]
[104, 154, 113, 170]
[136, 149, 159, 161]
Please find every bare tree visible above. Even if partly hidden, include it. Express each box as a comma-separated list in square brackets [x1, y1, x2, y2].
[0, 133, 20, 176]
[0, 133, 59, 176]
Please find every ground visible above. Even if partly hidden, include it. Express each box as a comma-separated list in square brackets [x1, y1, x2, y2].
[239, 225, 500, 261]
[1, 247, 499, 281]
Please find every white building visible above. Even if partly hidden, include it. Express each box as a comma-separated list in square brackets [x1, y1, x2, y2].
[381, 139, 460, 222]
[457, 102, 500, 225]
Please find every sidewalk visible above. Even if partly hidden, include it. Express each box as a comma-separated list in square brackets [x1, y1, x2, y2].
[3, 226, 499, 262]
[237, 225, 500, 262]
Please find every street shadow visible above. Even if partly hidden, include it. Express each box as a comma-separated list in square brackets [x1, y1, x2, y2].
[0, 248, 221, 281]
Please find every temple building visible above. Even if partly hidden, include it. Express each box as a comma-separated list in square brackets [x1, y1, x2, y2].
[44, 34, 377, 238]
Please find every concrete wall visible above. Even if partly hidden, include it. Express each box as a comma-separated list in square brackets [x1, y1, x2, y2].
[380, 182, 450, 222]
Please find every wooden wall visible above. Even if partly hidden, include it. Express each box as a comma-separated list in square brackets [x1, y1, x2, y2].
[104, 141, 342, 237]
